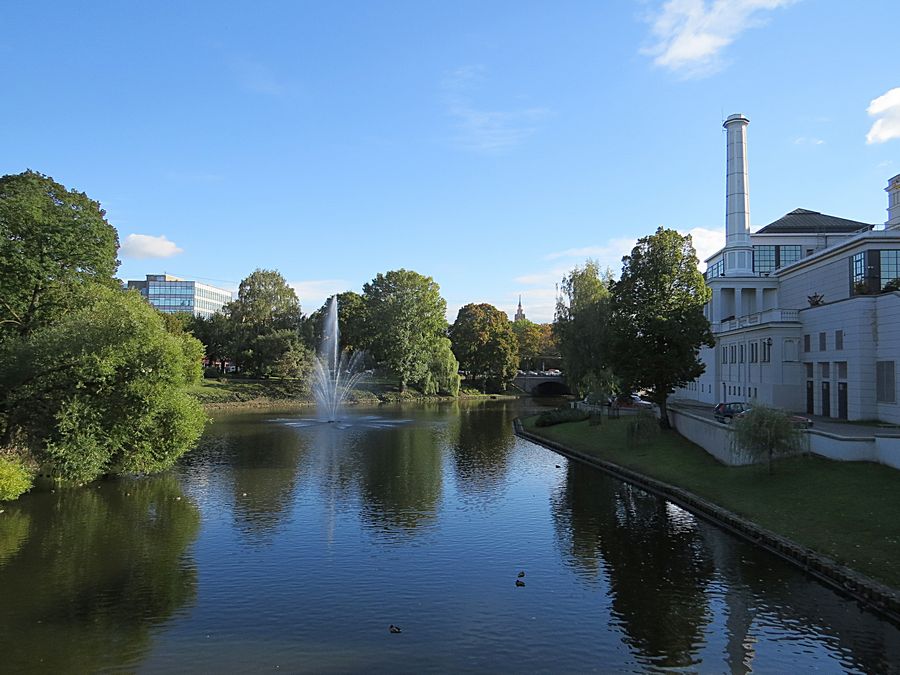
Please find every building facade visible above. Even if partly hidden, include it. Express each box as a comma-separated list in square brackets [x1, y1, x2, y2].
[127, 274, 233, 319]
[676, 115, 900, 424]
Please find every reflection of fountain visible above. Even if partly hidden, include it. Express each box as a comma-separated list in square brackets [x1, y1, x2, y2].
[312, 296, 366, 422]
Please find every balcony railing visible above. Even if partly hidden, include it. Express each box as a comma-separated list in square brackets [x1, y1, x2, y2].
[714, 308, 800, 333]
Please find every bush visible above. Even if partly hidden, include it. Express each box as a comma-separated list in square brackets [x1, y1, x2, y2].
[203, 366, 222, 379]
[535, 407, 590, 427]
[626, 410, 659, 448]
[732, 404, 804, 473]
[0, 454, 33, 501]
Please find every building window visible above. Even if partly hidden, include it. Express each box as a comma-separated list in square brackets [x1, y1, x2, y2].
[881, 250, 900, 291]
[753, 245, 776, 273]
[780, 245, 802, 267]
[835, 330, 843, 350]
[819, 332, 826, 351]
[851, 251, 867, 294]
[803, 334, 811, 352]
[739, 344, 745, 363]
[805, 363, 813, 378]
[729, 345, 736, 363]
[705, 259, 725, 281]
[820, 362, 830, 379]
[750, 342, 758, 363]
[761, 339, 771, 363]
[722, 346, 727, 364]
[836, 361, 847, 379]
[876, 361, 896, 403]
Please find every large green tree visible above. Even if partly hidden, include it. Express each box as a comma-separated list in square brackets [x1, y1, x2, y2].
[554, 260, 616, 398]
[450, 303, 519, 392]
[0, 170, 119, 340]
[611, 227, 714, 428]
[187, 312, 233, 369]
[227, 269, 302, 376]
[362, 269, 452, 391]
[0, 284, 207, 483]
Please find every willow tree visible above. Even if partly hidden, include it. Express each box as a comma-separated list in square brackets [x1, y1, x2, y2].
[611, 228, 714, 428]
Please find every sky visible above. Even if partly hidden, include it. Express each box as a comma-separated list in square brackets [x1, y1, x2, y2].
[3, 1, 899, 323]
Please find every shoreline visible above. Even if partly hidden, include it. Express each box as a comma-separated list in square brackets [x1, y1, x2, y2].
[201, 392, 523, 412]
[514, 418, 900, 627]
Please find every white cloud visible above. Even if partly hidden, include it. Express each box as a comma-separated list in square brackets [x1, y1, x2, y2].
[443, 66, 548, 153]
[793, 136, 824, 145]
[866, 87, 900, 144]
[682, 226, 725, 262]
[289, 279, 353, 313]
[642, 0, 795, 78]
[120, 234, 183, 259]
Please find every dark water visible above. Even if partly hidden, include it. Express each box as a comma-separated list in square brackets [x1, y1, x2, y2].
[1, 400, 899, 673]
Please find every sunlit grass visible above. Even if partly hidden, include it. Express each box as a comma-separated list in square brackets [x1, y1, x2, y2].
[523, 416, 900, 590]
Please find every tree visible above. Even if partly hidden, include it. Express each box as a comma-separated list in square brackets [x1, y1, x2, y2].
[554, 260, 615, 397]
[420, 337, 461, 396]
[304, 291, 369, 354]
[610, 227, 715, 428]
[0, 284, 206, 483]
[187, 312, 233, 369]
[0, 170, 120, 340]
[732, 404, 804, 474]
[362, 269, 450, 391]
[450, 303, 518, 392]
[511, 318, 544, 371]
[227, 269, 301, 376]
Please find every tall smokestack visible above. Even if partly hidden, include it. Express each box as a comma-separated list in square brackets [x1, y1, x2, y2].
[723, 114, 753, 275]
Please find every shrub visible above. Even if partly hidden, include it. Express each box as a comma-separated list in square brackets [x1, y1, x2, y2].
[732, 404, 804, 473]
[0, 454, 33, 501]
[535, 407, 590, 427]
[203, 366, 222, 379]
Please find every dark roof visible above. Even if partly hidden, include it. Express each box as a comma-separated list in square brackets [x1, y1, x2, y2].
[755, 208, 875, 234]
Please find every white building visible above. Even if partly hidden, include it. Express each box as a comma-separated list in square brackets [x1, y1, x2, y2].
[677, 114, 900, 424]
[127, 274, 233, 319]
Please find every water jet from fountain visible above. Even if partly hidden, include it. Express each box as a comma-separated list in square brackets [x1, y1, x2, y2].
[312, 296, 367, 422]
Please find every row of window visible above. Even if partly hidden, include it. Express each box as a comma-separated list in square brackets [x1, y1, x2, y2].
[803, 330, 844, 352]
[726, 385, 758, 398]
[147, 284, 231, 302]
[804, 361, 848, 380]
[752, 245, 802, 274]
[721, 339, 772, 364]
[850, 250, 900, 295]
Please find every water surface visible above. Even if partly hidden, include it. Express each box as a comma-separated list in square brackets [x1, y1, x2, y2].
[1, 400, 898, 673]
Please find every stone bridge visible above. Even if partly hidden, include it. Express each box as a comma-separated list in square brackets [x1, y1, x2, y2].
[513, 374, 570, 396]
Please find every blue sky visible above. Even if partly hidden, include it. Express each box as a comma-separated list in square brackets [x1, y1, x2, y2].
[3, 1, 899, 322]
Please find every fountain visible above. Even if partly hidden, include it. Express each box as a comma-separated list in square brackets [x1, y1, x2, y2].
[311, 296, 367, 422]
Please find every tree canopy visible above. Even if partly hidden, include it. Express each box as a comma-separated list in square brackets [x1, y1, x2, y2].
[450, 303, 518, 392]
[554, 260, 616, 398]
[362, 269, 453, 391]
[0, 170, 119, 340]
[610, 227, 714, 427]
[0, 284, 206, 483]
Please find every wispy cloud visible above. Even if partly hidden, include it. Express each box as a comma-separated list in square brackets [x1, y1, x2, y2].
[120, 234, 183, 259]
[442, 65, 548, 153]
[866, 87, 900, 144]
[289, 279, 352, 313]
[231, 57, 291, 96]
[642, 0, 796, 78]
[793, 136, 824, 146]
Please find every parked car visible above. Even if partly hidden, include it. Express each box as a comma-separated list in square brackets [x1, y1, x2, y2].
[618, 393, 653, 409]
[713, 401, 748, 423]
[734, 407, 814, 429]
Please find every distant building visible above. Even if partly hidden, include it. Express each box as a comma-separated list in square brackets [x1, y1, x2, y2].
[514, 296, 526, 322]
[675, 114, 900, 423]
[127, 274, 232, 319]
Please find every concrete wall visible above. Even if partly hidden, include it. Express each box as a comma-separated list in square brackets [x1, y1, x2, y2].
[667, 407, 752, 466]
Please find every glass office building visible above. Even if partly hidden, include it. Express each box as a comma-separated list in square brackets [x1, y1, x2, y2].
[127, 274, 232, 319]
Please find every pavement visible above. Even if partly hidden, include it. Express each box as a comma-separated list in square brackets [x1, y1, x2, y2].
[669, 399, 900, 438]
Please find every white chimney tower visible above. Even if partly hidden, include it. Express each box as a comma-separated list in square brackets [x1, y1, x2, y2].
[723, 114, 754, 275]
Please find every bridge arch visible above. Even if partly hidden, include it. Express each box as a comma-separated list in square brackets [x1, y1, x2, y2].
[531, 380, 571, 396]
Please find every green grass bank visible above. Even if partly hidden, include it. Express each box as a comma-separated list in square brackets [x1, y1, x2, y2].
[522, 415, 900, 591]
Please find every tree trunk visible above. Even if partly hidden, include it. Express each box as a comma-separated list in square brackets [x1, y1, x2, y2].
[658, 395, 671, 429]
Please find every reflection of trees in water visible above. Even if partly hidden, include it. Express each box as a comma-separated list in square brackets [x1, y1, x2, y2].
[551, 465, 713, 669]
[696, 521, 900, 674]
[0, 476, 200, 672]
[358, 424, 442, 536]
[449, 403, 515, 499]
[192, 419, 309, 541]
[0, 509, 31, 566]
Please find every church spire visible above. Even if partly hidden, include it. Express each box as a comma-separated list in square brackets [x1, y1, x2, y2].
[514, 295, 526, 321]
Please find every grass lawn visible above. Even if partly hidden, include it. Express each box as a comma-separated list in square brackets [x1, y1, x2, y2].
[523, 415, 900, 590]
[186, 378, 310, 404]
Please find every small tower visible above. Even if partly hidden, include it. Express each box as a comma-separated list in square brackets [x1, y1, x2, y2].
[514, 296, 526, 321]
[723, 113, 754, 275]
[886, 174, 900, 230]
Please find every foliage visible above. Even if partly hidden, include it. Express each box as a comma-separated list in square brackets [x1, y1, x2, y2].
[417, 337, 460, 396]
[610, 228, 714, 428]
[0, 454, 34, 501]
[554, 260, 615, 397]
[535, 406, 590, 427]
[227, 269, 301, 376]
[732, 404, 805, 474]
[450, 303, 519, 392]
[511, 319, 544, 370]
[0, 285, 207, 484]
[187, 312, 233, 367]
[362, 269, 451, 391]
[157, 311, 193, 335]
[0, 170, 119, 341]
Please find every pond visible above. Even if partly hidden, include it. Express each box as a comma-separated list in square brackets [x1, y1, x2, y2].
[1, 400, 898, 672]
